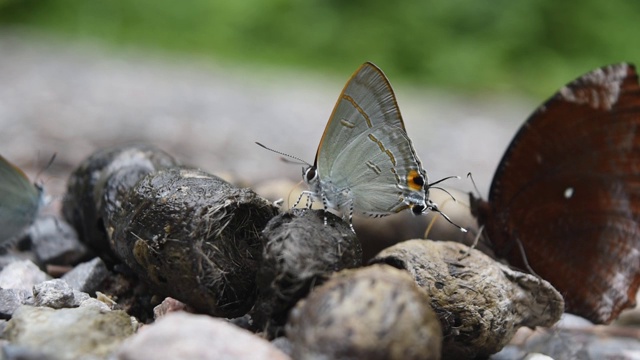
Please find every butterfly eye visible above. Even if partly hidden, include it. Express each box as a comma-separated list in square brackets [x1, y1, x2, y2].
[304, 167, 318, 183]
[411, 204, 425, 214]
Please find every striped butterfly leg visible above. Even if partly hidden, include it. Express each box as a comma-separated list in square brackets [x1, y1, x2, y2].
[320, 190, 356, 233]
[293, 190, 315, 209]
[342, 189, 356, 233]
[346, 199, 355, 233]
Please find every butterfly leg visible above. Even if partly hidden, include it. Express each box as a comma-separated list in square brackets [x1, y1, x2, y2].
[339, 190, 356, 233]
[347, 199, 355, 233]
[293, 191, 314, 209]
[321, 192, 330, 225]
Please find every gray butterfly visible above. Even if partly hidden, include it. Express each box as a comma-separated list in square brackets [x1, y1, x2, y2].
[0, 155, 43, 245]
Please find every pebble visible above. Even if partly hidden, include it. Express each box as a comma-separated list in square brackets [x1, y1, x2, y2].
[32, 279, 76, 309]
[494, 321, 640, 359]
[3, 305, 137, 359]
[28, 216, 89, 266]
[153, 297, 189, 319]
[0, 289, 34, 319]
[61, 257, 109, 294]
[0, 260, 49, 291]
[114, 311, 291, 360]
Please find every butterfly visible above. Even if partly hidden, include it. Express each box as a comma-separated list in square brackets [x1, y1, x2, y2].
[0, 155, 44, 246]
[471, 63, 640, 324]
[296, 62, 460, 231]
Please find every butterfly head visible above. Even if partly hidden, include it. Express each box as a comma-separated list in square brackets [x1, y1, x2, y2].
[303, 165, 318, 185]
[404, 169, 430, 215]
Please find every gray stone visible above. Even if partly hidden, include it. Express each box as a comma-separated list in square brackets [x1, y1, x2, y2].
[32, 279, 75, 309]
[77, 297, 112, 312]
[28, 279, 109, 312]
[114, 312, 290, 360]
[4, 305, 137, 360]
[0, 289, 34, 318]
[2, 344, 56, 360]
[0, 260, 49, 291]
[61, 257, 109, 294]
[493, 319, 640, 359]
[0, 254, 38, 272]
[272, 337, 293, 357]
[28, 216, 89, 266]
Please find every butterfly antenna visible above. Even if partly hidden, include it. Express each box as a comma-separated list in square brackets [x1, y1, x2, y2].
[428, 175, 460, 187]
[423, 192, 460, 239]
[457, 225, 484, 261]
[515, 237, 541, 278]
[36, 153, 57, 178]
[429, 186, 457, 203]
[428, 175, 461, 203]
[255, 142, 312, 167]
[467, 172, 483, 199]
[429, 201, 467, 233]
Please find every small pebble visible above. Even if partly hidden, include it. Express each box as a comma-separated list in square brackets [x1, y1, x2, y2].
[0, 289, 34, 319]
[0, 260, 49, 291]
[114, 311, 291, 360]
[153, 297, 189, 319]
[32, 279, 75, 309]
[28, 216, 89, 266]
[61, 257, 109, 294]
[4, 305, 137, 359]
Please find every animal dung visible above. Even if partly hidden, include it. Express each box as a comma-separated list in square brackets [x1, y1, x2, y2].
[63, 144, 178, 264]
[109, 167, 279, 317]
[286, 264, 443, 360]
[370, 239, 564, 359]
[251, 208, 362, 336]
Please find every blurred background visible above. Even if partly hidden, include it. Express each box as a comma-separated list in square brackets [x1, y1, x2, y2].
[0, 0, 639, 209]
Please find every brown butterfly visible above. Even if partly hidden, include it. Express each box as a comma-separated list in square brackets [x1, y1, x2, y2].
[472, 63, 640, 324]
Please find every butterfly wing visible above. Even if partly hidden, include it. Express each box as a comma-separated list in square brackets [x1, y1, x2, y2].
[479, 63, 640, 324]
[0, 155, 41, 244]
[316, 62, 408, 173]
[316, 62, 427, 216]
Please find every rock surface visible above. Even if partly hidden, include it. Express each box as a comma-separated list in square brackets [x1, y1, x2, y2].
[3, 305, 137, 359]
[61, 257, 109, 294]
[28, 216, 89, 266]
[0, 260, 49, 291]
[114, 311, 290, 360]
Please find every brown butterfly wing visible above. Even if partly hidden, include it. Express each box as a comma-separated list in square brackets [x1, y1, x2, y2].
[479, 63, 640, 324]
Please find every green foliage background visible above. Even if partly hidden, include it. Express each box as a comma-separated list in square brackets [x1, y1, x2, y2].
[1, 0, 638, 96]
